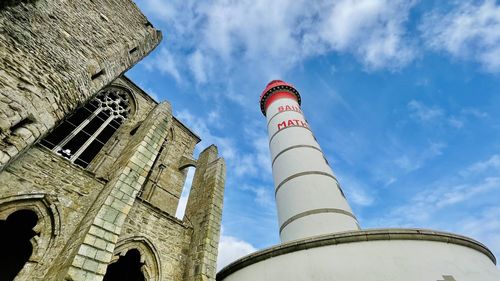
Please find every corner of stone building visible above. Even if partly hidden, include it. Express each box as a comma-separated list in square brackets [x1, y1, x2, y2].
[183, 145, 226, 281]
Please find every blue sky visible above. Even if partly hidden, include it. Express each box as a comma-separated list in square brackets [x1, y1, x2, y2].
[128, 0, 500, 270]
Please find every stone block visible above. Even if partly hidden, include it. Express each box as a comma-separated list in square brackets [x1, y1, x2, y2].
[82, 259, 99, 272]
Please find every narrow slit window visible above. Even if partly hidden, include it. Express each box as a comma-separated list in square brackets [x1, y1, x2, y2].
[40, 87, 131, 168]
[91, 69, 105, 80]
[129, 47, 138, 54]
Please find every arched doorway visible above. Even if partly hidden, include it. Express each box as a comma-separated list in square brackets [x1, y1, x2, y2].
[103, 249, 145, 281]
[0, 210, 38, 281]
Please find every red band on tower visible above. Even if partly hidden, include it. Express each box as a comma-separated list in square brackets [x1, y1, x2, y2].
[264, 92, 298, 112]
[260, 80, 301, 116]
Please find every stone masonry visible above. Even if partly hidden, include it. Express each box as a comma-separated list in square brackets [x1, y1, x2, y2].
[0, 0, 162, 170]
[0, 1, 226, 281]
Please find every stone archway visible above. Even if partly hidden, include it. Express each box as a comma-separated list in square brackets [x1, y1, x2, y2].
[0, 194, 61, 281]
[103, 249, 145, 281]
[0, 209, 38, 281]
[107, 237, 161, 281]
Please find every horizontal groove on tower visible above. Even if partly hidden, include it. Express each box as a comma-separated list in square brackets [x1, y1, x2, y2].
[279, 208, 359, 234]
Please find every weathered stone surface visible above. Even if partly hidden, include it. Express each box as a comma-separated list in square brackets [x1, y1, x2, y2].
[65, 101, 173, 281]
[0, 77, 226, 281]
[0, 0, 162, 170]
[0, 2, 225, 281]
[120, 199, 192, 280]
[184, 146, 227, 281]
[0, 147, 106, 281]
[141, 117, 201, 216]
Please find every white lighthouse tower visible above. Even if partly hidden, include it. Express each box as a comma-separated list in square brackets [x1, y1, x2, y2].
[217, 80, 500, 281]
[260, 80, 358, 242]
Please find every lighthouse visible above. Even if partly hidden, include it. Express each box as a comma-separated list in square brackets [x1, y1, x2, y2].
[216, 80, 500, 281]
[260, 80, 359, 242]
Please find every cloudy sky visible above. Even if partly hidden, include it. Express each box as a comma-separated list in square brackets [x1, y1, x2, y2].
[128, 0, 500, 270]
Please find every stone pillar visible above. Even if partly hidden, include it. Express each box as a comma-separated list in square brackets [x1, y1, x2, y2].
[184, 145, 226, 281]
[44, 102, 172, 281]
[260, 80, 359, 242]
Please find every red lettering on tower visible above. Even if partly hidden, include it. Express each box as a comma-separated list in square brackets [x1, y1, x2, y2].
[276, 104, 302, 114]
[277, 121, 286, 130]
[276, 119, 309, 131]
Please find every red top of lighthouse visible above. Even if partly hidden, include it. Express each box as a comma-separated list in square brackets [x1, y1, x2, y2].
[260, 80, 301, 116]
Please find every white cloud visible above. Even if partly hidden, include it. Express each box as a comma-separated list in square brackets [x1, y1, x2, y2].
[421, 0, 500, 72]
[456, 207, 500, 260]
[374, 155, 500, 263]
[253, 187, 274, 207]
[314, 0, 416, 69]
[240, 184, 274, 208]
[175, 109, 236, 161]
[175, 109, 273, 182]
[384, 177, 397, 187]
[337, 174, 375, 207]
[447, 116, 464, 129]
[436, 177, 500, 208]
[175, 109, 276, 213]
[188, 50, 210, 84]
[145, 47, 182, 83]
[379, 176, 500, 227]
[233, 154, 258, 178]
[407, 100, 470, 129]
[462, 154, 500, 176]
[394, 141, 446, 172]
[461, 108, 488, 119]
[217, 233, 257, 271]
[248, 133, 272, 175]
[408, 100, 444, 122]
[138, 0, 176, 20]
[380, 154, 500, 226]
[138, 0, 417, 85]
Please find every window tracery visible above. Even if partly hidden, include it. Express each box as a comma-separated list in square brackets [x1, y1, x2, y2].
[40, 87, 131, 168]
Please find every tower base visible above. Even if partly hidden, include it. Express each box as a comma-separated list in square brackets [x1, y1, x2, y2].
[217, 229, 500, 281]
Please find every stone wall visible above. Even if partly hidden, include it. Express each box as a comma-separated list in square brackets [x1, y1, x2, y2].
[0, 146, 106, 281]
[0, 0, 162, 170]
[0, 1, 227, 280]
[184, 146, 226, 281]
[0, 93, 226, 281]
[119, 199, 192, 280]
[141, 118, 200, 216]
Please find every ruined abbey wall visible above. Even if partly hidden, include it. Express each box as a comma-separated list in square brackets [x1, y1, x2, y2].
[0, 1, 225, 281]
[0, 0, 162, 170]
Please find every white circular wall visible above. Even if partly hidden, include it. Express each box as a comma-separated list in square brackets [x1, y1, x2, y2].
[218, 229, 500, 281]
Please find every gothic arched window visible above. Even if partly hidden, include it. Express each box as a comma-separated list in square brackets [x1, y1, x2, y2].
[103, 249, 145, 281]
[40, 87, 131, 168]
[0, 209, 38, 281]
